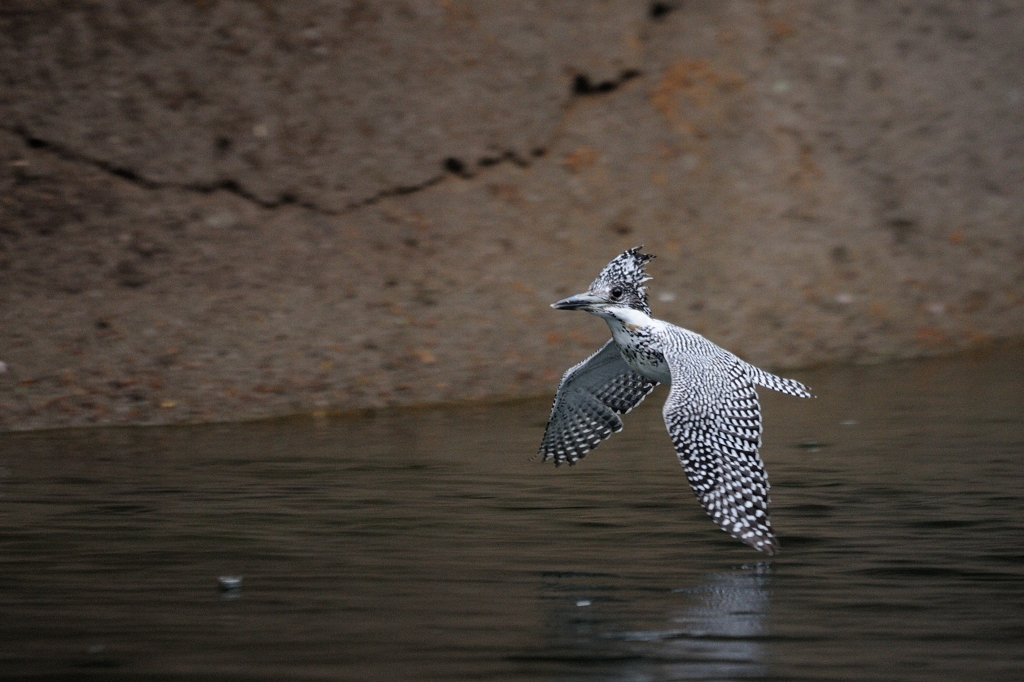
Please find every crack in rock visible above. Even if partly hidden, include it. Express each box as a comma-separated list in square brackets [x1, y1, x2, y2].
[8, 125, 297, 210]
[8, 124, 558, 216]
[571, 69, 642, 97]
[6, 66, 645, 215]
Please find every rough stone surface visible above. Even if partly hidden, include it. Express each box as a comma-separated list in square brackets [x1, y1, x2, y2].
[1, 0, 643, 209]
[2, 1, 1024, 430]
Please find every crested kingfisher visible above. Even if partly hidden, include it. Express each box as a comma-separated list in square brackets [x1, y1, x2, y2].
[539, 247, 812, 554]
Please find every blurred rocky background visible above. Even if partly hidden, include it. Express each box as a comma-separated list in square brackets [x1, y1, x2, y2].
[2, 0, 1023, 429]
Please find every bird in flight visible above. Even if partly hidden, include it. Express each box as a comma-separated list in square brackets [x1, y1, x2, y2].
[538, 247, 812, 553]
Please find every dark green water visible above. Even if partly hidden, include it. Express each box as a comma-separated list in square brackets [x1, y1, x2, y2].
[1, 349, 1023, 681]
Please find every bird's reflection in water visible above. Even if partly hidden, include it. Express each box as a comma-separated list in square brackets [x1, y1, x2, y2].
[534, 563, 770, 681]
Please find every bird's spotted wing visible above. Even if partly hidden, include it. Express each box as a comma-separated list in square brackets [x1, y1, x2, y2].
[539, 339, 657, 465]
[660, 341, 780, 554]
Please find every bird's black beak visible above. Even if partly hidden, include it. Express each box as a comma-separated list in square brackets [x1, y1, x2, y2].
[551, 292, 603, 310]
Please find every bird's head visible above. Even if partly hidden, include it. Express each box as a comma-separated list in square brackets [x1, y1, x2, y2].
[551, 247, 655, 317]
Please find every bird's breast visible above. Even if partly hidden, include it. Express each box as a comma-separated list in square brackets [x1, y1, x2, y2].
[615, 337, 671, 384]
[605, 317, 672, 384]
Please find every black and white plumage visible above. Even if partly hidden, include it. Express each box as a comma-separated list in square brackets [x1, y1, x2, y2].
[539, 247, 812, 554]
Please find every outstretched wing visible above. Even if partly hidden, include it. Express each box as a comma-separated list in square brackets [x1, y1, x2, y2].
[539, 339, 657, 465]
[659, 336, 780, 554]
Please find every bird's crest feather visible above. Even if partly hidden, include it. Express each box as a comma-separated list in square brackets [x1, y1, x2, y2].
[589, 246, 656, 313]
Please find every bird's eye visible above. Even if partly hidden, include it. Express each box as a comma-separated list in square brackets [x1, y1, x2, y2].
[610, 287, 624, 301]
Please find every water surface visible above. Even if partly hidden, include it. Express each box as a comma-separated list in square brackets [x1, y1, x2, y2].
[1, 349, 1023, 680]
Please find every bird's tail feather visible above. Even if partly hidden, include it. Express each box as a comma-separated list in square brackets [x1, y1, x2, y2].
[751, 369, 814, 398]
